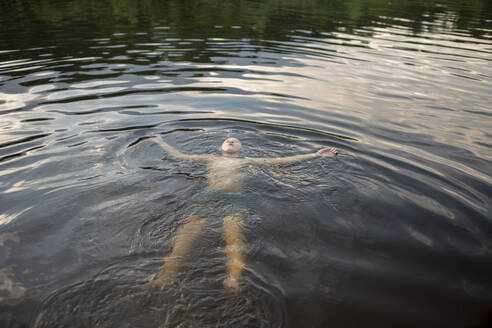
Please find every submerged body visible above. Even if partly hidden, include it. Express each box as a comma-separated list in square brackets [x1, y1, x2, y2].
[147, 136, 338, 290]
[207, 157, 246, 192]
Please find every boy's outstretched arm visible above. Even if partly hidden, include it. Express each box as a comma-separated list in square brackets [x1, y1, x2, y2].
[153, 137, 215, 162]
[245, 147, 338, 165]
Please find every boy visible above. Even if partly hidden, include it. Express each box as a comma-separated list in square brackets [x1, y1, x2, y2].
[148, 136, 338, 290]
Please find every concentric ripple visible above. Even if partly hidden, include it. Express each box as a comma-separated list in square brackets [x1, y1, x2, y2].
[0, 0, 491, 327]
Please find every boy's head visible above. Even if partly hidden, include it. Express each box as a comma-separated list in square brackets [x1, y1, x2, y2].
[221, 137, 242, 154]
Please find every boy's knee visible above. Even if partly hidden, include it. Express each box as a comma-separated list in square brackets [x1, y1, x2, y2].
[223, 215, 242, 226]
[187, 215, 203, 224]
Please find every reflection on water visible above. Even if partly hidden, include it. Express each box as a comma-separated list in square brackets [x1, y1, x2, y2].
[0, 0, 491, 327]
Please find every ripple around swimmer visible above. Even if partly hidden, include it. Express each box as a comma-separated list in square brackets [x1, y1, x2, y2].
[1, 1, 491, 327]
[33, 255, 287, 328]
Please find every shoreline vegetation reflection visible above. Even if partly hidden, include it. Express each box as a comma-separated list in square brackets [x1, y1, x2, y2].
[1, 0, 491, 53]
[0, 0, 491, 327]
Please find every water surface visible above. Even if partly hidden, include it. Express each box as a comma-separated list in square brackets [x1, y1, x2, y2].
[0, 0, 491, 327]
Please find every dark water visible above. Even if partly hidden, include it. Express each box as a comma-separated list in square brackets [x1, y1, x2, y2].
[1, 0, 491, 327]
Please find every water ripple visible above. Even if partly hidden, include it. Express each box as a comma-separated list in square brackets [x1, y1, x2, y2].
[1, 0, 491, 327]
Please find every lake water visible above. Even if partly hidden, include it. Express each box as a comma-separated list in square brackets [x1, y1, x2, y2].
[1, 0, 491, 327]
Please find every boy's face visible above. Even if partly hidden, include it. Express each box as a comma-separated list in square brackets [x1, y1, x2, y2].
[221, 137, 242, 154]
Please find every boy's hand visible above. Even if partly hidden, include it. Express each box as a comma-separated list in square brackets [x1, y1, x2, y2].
[317, 147, 338, 156]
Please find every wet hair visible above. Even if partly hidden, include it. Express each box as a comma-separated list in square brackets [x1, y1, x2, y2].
[222, 135, 233, 142]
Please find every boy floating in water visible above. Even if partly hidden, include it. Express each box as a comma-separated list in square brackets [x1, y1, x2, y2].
[147, 136, 338, 290]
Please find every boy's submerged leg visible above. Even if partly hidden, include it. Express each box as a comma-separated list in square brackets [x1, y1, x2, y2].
[150, 215, 205, 286]
[222, 215, 245, 290]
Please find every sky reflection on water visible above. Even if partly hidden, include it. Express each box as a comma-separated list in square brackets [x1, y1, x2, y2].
[0, 0, 491, 327]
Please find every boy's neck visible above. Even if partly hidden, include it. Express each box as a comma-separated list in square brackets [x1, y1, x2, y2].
[222, 152, 239, 158]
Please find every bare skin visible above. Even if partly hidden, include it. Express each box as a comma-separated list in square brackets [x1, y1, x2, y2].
[147, 136, 338, 290]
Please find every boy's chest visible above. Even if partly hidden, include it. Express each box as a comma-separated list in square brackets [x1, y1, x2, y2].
[207, 158, 246, 190]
